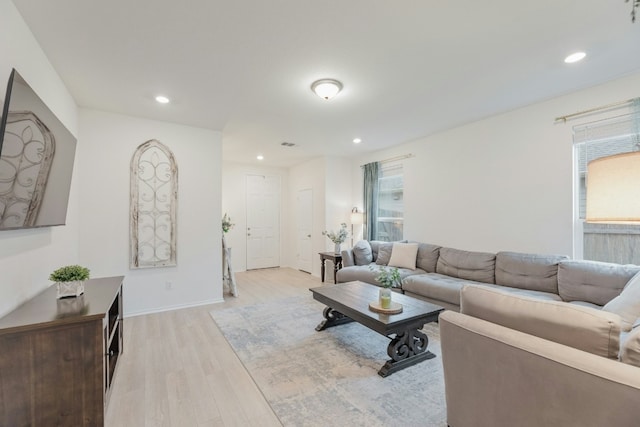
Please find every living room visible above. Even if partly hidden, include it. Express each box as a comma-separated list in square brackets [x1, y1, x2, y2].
[1, 1, 640, 426]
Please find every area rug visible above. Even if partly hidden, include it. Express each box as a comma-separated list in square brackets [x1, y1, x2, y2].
[210, 295, 447, 427]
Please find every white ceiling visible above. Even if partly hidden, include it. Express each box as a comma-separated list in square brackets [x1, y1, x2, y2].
[11, 1, 640, 167]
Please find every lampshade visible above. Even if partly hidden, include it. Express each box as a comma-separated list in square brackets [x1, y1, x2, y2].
[586, 151, 640, 223]
[351, 211, 364, 225]
[311, 79, 342, 100]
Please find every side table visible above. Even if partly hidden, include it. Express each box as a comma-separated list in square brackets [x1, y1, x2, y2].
[319, 251, 343, 283]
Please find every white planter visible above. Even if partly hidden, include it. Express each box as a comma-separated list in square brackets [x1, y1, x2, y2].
[56, 280, 85, 299]
[56, 294, 88, 318]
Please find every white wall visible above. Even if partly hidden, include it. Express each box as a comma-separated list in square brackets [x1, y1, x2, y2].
[0, 0, 80, 317]
[221, 162, 290, 272]
[352, 71, 640, 257]
[77, 109, 223, 316]
[324, 157, 353, 249]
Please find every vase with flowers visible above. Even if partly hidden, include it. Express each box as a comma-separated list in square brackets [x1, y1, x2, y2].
[322, 223, 349, 254]
[222, 213, 234, 233]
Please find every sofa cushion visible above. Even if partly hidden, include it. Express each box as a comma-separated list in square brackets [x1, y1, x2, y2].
[568, 300, 602, 310]
[388, 242, 419, 270]
[558, 260, 640, 306]
[375, 242, 393, 265]
[603, 271, 640, 331]
[436, 247, 496, 284]
[495, 251, 568, 294]
[478, 283, 563, 302]
[460, 285, 622, 359]
[402, 273, 489, 305]
[369, 241, 382, 262]
[352, 240, 373, 266]
[336, 264, 425, 285]
[620, 326, 640, 367]
[414, 242, 441, 273]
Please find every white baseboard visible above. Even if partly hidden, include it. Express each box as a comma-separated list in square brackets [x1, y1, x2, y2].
[124, 297, 225, 318]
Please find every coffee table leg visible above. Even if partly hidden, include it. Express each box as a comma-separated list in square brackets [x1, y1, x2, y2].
[315, 307, 354, 331]
[378, 327, 435, 377]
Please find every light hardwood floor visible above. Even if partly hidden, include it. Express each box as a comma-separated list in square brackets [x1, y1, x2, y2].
[105, 267, 323, 427]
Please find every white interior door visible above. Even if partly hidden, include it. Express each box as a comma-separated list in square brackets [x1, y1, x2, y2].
[246, 174, 280, 270]
[297, 189, 313, 273]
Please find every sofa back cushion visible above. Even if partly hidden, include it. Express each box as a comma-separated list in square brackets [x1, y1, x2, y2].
[436, 247, 496, 283]
[352, 240, 373, 265]
[602, 271, 640, 331]
[460, 285, 622, 359]
[414, 242, 441, 273]
[558, 260, 640, 306]
[369, 241, 382, 262]
[495, 251, 568, 294]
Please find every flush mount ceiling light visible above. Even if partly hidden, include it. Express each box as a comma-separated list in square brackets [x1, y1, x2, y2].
[564, 52, 586, 64]
[155, 95, 170, 104]
[257, 155, 264, 160]
[311, 79, 343, 100]
[353, 138, 362, 144]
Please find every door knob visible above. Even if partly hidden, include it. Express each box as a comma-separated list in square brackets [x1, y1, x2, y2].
[307, 234, 311, 238]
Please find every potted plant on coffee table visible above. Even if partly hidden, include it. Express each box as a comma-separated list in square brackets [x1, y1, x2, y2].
[370, 265, 402, 309]
[50, 265, 90, 299]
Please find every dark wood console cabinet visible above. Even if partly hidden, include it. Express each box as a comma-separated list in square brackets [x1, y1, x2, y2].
[0, 276, 124, 426]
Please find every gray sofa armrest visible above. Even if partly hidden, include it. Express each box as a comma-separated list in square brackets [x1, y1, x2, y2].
[341, 249, 355, 267]
[439, 310, 640, 427]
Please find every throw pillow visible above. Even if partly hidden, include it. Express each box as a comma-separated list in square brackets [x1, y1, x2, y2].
[352, 240, 373, 266]
[603, 271, 640, 331]
[375, 243, 393, 265]
[387, 243, 419, 270]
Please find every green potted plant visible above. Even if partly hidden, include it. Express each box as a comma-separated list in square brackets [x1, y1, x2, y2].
[50, 265, 90, 299]
[370, 265, 402, 309]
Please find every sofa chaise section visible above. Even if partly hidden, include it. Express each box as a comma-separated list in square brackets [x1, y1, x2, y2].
[440, 285, 640, 427]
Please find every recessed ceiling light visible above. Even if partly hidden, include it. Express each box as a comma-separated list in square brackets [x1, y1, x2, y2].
[257, 155, 264, 160]
[155, 95, 170, 104]
[353, 138, 362, 144]
[564, 52, 586, 64]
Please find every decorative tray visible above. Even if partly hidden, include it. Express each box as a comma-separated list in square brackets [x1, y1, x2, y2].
[368, 301, 403, 314]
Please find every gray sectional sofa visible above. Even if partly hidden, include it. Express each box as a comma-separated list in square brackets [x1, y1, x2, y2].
[339, 240, 640, 426]
[338, 240, 639, 312]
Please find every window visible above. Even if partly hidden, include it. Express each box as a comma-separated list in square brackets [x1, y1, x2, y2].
[574, 111, 640, 264]
[375, 163, 403, 241]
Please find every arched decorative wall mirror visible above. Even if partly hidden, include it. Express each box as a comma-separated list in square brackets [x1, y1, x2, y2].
[130, 139, 177, 268]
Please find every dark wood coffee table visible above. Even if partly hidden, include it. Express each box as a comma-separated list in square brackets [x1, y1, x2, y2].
[309, 281, 444, 377]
